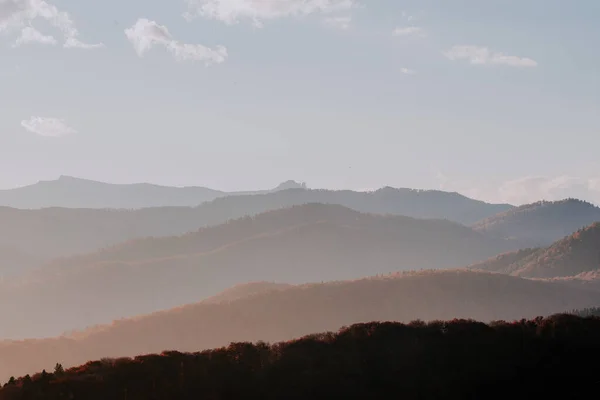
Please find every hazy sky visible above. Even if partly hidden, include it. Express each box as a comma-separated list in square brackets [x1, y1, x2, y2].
[0, 0, 598, 205]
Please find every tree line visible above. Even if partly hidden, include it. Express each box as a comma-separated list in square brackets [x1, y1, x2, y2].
[2, 314, 600, 399]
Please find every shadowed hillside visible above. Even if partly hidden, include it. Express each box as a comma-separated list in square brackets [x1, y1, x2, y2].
[0, 186, 512, 276]
[473, 199, 600, 246]
[0, 205, 524, 338]
[0, 269, 598, 381]
[1, 316, 598, 400]
[470, 222, 600, 278]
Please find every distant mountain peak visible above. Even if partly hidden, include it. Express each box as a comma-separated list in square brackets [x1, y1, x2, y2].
[273, 180, 307, 191]
[55, 175, 100, 185]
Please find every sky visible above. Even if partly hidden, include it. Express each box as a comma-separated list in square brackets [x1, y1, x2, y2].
[0, 0, 598, 205]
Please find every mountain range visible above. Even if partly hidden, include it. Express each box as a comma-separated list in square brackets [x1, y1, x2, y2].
[0, 204, 524, 339]
[0, 184, 515, 276]
[0, 176, 307, 209]
[1, 268, 599, 383]
[0, 176, 513, 225]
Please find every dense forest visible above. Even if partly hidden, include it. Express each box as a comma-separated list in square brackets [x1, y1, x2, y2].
[1, 315, 599, 399]
[573, 307, 600, 317]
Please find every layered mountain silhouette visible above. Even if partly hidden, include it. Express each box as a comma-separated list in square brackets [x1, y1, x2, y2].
[473, 199, 600, 246]
[0, 204, 523, 339]
[469, 222, 600, 278]
[0, 186, 512, 274]
[0, 176, 307, 209]
[1, 269, 599, 382]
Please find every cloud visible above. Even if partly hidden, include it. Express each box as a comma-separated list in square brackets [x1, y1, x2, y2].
[184, 0, 357, 26]
[437, 174, 600, 206]
[392, 26, 424, 37]
[21, 116, 76, 137]
[12, 26, 56, 46]
[443, 45, 537, 67]
[323, 16, 351, 30]
[64, 37, 105, 49]
[125, 18, 227, 65]
[496, 176, 600, 205]
[0, 0, 102, 49]
[400, 67, 416, 75]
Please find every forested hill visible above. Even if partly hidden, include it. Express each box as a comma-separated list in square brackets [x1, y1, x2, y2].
[2, 269, 599, 379]
[473, 199, 600, 246]
[469, 222, 600, 278]
[1, 315, 599, 400]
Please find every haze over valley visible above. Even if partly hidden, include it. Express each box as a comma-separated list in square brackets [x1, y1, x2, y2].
[1, 0, 598, 398]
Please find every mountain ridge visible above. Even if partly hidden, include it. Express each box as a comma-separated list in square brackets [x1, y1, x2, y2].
[0, 186, 514, 275]
[0, 204, 525, 339]
[469, 222, 600, 278]
[472, 198, 600, 246]
[1, 269, 599, 382]
[0, 176, 307, 209]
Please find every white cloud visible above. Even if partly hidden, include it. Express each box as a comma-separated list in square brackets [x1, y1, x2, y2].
[12, 26, 56, 46]
[21, 116, 76, 137]
[323, 15, 351, 30]
[400, 67, 416, 75]
[443, 45, 537, 67]
[0, 0, 102, 49]
[125, 18, 227, 65]
[64, 37, 104, 49]
[437, 174, 600, 206]
[496, 176, 600, 205]
[392, 26, 424, 37]
[184, 0, 357, 26]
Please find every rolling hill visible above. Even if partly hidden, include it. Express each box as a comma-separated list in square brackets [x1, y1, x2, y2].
[0, 204, 523, 339]
[472, 199, 600, 246]
[0, 187, 512, 275]
[0, 269, 598, 382]
[469, 222, 600, 278]
[0, 176, 306, 209]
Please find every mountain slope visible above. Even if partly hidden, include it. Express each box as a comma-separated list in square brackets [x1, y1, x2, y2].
[473, 199, 600, 246]
[0, 204, 523, 338]
[467, 248, 541, 274]
[1, 269, 599, 382]
[200, 186, 513, 226]
[199, 282, 294, 304]
[511, 223, 600, 278]
[0, 187, 512, 275]
[469, 222, 600, 278]
[0, 176, 307, 209]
